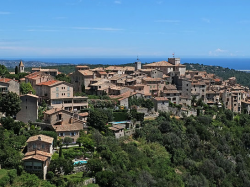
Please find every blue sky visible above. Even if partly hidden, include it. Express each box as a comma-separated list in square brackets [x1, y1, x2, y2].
[0, 0, 250, 58]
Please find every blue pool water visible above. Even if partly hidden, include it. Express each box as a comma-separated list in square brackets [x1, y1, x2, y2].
[112, 121, 130, 124]
[74, 160, 87, 165]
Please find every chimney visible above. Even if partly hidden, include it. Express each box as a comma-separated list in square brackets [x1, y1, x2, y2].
[70, 117, 73, 124]
[38, 136, 41, 141]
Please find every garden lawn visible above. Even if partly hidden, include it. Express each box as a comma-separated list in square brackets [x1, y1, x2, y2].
[64, 172, 90, 183]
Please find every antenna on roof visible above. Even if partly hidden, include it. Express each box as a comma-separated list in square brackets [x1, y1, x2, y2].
[172, 53, 175, 58]
[137, 55, 139, 61]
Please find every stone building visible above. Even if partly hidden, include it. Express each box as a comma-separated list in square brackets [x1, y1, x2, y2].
[0, 78, 20, 95]
[31, 67, 59, 76]
[16, 94, 39, 123]
[152, 97, 169, 112]
[44, 108, 86, 142]
[22, 134, 53, 179]
[70, 68, 95, 92]
[160, 84, 180, 104]
[36, 80, 88, 111]
[19, 61, 24, 73]
[25, 71, 54, 88]
[142, 58, 186, 75]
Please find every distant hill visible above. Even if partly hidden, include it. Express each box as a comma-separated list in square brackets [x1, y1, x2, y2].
[17, 63, 138, 74]
[0, 60, 71, 69]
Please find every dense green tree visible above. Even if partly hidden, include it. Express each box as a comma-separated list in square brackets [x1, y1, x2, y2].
[15, 66, 19, 74]
[20, 82, 35, 94]
[55, 73, 71, 83]
[0, 92, 21, 116]
[0, 64, 9, 76]
[86, 158, 103, 176]
[19, 172, 40, 187]
[76, 135, 94, 150]
[0, 116, 25, 134]
[49, 158, 74, 175]
[87, 108, 109, 132]
[63, 137, 73, 148]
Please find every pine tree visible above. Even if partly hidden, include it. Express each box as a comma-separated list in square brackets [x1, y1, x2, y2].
[15, 66, 19, 74]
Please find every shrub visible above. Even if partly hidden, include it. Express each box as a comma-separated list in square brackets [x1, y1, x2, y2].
[8, 169, 17, 184]
[0, 175, 10, 187]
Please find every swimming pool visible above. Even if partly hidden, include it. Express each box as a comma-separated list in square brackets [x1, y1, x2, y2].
[74, 160, 87, 165]
[111, 121, 130, 124]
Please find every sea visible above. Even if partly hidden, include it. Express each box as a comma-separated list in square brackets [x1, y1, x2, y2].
[20, 57, 250, 70]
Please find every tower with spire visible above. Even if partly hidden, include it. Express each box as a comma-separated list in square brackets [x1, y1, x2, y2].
[134, 56, 141, 71]
[19, 60, 24, 73]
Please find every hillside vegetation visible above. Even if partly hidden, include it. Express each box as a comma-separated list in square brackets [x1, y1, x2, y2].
[185, 63, 250, 88]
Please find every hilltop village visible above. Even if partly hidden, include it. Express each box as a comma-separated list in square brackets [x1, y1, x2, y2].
[1, 57, 250, 184]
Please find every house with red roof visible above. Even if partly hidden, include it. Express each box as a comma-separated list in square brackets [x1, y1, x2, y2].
[36, 80, 88, 111]
[0, 77, 20, 95]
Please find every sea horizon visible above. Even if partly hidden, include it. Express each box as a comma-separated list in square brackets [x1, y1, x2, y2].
[1, 57, 250, 70]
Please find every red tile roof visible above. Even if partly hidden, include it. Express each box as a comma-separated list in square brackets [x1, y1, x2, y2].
[37, 80, 58, 86]
[26, 134, 54, 144]
[153, 97, 169, 101]
[0, 78, 12, 83]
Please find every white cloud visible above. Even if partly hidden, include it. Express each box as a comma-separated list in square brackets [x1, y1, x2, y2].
[215, 48, 226, 53]
[209, 48, 227, 56]
[114, 1, 121, 4]
[155, 20, 180, 23]
[0, 11, 11, 15]
[201, 18, 210, 23]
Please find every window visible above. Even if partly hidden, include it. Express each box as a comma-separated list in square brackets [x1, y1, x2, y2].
[52, 100, 62, 104]
[56, 93, 59, 98]
[59, 133, 64, 136]
[67, 86, 70, 91]
[42, 144, 44, 149]
[56, 87, 59, 91]
[33, 143, 36, 149]
[25, 165, 32, 169]
[62, 87, 63, 89]
[67, 93, 70, 97]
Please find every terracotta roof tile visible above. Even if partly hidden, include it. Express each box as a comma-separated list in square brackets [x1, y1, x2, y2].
[53, 121, 83, 132]
[26, 134, 54, 144]
[78, 70, 94, 76]
[0, 78, 13, 83]
[25, 150, 52, 157]
[143, 61, 174, 67]
[153, 97, 169, 101]
[78, 112, 88, 117]
[22, 154, 49, 162]
[37, 80, 59, 86]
